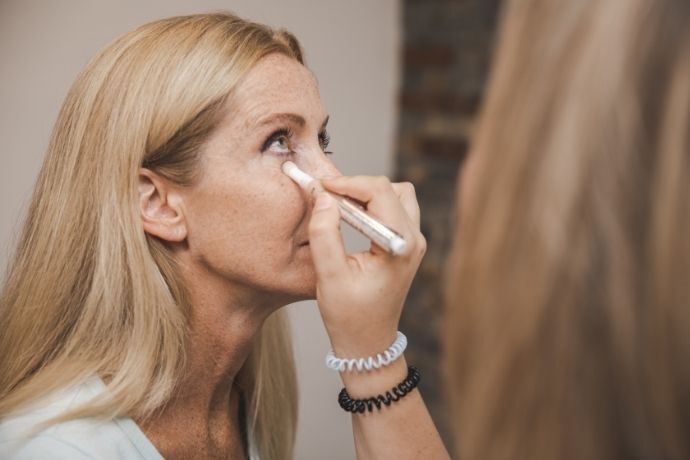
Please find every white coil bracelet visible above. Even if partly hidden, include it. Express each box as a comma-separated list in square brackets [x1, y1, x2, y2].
[326, 331, 408, 372]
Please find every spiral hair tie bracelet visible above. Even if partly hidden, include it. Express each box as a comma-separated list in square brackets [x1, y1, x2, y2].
[338, 365, 421, 413]
[326, 331, 407, 372]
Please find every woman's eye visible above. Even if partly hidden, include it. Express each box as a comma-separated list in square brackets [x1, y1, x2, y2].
[269, 136, 290, 153]
[261, 128, 293, 155]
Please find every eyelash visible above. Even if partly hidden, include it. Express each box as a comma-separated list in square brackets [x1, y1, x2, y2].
[260, 127, 334, 155]
[319, 130, 332, 154]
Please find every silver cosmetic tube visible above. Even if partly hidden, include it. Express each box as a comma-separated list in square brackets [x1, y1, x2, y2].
[282, 161, 407, 256]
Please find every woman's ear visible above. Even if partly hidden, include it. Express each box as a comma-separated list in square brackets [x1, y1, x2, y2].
[138, 168, 187, 242]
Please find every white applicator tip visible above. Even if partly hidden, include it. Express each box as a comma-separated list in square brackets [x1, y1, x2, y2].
[390, 237, 408, 256]
[282, 161, 314, 189]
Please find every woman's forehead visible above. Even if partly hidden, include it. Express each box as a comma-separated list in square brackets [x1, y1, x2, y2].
[228, 54, 324, 126]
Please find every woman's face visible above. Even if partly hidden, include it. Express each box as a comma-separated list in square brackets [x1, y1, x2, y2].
[180, 53, 339, 304]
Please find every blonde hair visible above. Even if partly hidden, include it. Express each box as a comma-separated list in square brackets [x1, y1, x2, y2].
[0, 12, 300, 459]
[445, 0, 690, 459]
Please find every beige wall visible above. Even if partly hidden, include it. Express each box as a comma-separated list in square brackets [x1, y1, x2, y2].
[0, 1, 400, 458]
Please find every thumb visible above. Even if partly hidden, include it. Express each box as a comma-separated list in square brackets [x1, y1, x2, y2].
[308, 192, 348, 279]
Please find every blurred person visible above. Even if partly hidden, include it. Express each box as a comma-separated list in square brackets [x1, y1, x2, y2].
[0, 13, 449, 459]
[445, 0, 690, 459]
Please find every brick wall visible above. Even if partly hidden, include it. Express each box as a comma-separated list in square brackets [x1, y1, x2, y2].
[395, 0, 504, 444]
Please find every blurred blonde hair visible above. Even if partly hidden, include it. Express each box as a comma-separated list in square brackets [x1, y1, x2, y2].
[445, 0, 690, 459]
[0, 12, 300, 459]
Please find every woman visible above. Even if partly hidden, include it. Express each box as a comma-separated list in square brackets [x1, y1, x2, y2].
[446, 0, 690, 458]
[0, 13, 448, 459]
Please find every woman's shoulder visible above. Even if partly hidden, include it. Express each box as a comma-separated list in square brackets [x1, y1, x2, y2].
[2, 433, 95, 459]
[0, 377, 162, 460]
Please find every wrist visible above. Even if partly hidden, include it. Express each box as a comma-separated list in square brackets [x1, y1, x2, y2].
[339, 355, 409, 399]
[327, 331, 407, 372]
[328, 329, 399, 359]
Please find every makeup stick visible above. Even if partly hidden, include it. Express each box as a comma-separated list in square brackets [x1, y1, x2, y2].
[282, 161, 407, 256]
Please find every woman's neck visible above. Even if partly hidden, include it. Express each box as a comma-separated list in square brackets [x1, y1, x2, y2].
[137, 263, 280, 459]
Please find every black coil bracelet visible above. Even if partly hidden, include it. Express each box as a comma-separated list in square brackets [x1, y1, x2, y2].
[338, 365, 421, 413]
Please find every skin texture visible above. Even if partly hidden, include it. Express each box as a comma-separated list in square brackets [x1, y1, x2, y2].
[138, 53, 449, 459]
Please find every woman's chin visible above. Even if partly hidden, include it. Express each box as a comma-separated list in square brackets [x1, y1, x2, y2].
[280, 283, 317, 304]
[268, 272, 317, 306]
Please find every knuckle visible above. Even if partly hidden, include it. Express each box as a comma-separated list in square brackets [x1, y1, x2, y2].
[400, 181, 415, 195]
[309, 219, 331, 237]
[374, 175, 391, 191]
[416, 234, 427, 256]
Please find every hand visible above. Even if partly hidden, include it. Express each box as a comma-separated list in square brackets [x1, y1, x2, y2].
[307, 175, 426, 358]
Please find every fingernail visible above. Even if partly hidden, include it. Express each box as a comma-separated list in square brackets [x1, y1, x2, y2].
[314, 192, 333, 210]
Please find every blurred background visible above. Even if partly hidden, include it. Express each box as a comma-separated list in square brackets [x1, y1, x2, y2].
[0, 0, 502, 457]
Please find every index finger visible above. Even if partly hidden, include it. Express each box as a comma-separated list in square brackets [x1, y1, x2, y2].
[320, 176, 410, 232]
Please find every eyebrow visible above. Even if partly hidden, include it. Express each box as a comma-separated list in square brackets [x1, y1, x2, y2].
[254, 113, 330, 130]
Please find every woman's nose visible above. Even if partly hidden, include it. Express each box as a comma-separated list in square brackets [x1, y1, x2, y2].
[297, 149, 342, 179]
